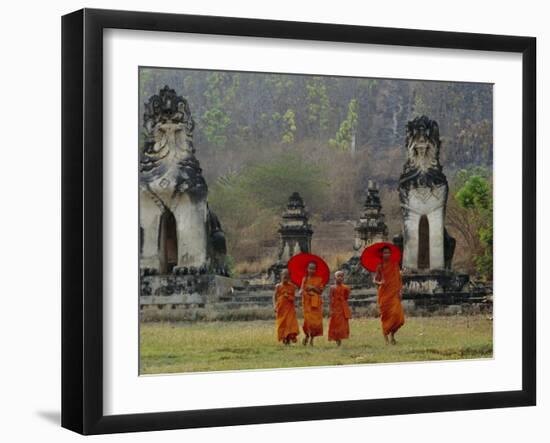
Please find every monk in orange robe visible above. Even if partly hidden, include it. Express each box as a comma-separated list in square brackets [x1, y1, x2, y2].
[328, 270, 352, 346]
[273, 269, 299, 345]
[301, 262, 325, 346]
[374, 246, 405, 345]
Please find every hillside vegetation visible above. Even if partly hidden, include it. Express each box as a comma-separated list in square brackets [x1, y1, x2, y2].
[140, 69, 493, 276]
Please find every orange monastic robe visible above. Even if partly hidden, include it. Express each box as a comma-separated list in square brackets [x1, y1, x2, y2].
[377, 261, 405, 335]
[301, 275, 325, 337]
[275, 282, 300, 342]
[328, 284, 352, 341]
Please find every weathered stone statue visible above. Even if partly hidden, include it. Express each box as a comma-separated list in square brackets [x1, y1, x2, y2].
[139, 86, 226, 276]
[353, 180, 389, 252]
[397, 116, 455, 272]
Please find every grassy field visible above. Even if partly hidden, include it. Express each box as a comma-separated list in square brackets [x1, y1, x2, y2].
[140, 315, 492, 375]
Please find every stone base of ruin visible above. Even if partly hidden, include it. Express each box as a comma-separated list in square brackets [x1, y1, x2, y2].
[402, 270, 470, 295]
[139, 269, 492, 322]
[140, 274, 244, 306]
[266, 261, 288, 284]
[340, 256, 375, 287]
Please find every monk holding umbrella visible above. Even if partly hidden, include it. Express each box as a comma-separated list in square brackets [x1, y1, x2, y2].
[288, 253, 329, 346]
[361, 242, 405, 345]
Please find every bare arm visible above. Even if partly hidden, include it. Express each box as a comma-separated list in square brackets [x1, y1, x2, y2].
[373, 265, 384, 285]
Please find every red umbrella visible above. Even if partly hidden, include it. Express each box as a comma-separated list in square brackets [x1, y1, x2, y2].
[360, 242, 401, 272]
[287, 253, 330, 287]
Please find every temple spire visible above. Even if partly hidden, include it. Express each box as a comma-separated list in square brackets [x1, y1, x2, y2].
[277, 192, 314, 262]
[353, 180, 388, 252]
[267, 192, 314, 282]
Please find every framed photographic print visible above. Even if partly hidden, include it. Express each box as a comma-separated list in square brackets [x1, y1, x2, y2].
[61, 8, 536, 435]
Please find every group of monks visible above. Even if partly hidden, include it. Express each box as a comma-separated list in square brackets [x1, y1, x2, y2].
[273, 246, 405, 346]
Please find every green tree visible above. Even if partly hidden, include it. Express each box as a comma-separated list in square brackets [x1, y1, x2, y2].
[202, 73, 240, 147]
[456, 175, 491, 211]
[306, 77, 330, 139]
[202, 108, 231, 146]
[329, 99, 358, 153]
[455, 173, 493, 279]
[454, 166, 490, 188]
[281, 109, 297, 144]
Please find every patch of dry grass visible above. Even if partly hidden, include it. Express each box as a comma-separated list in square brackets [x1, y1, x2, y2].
[233, 255, 277, 275]
[140, 315, 493, 374]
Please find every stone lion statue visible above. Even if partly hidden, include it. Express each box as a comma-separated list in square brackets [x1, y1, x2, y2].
[398, 115, 455, 271]
[139, 86, 227, 276]
[400, 115, 447, 190]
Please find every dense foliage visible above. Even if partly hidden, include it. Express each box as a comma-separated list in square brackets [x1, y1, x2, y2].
[140, 68, 492, 171]
[454, 169, 493, 279]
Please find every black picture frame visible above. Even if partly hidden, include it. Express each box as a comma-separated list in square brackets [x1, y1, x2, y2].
[62, 8, 536, 435]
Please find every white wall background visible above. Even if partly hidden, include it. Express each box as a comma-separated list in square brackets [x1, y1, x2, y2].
[0, 0, 545, 441]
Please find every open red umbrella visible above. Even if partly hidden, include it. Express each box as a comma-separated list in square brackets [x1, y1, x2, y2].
[360, 242, 401, 272]
[287, 253, 330, 287]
